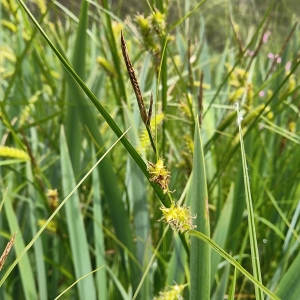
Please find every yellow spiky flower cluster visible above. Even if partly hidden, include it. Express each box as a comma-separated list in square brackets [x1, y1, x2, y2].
[147, 157, 170, 194]
[159, 202, 196, 233]
[135, 9, 167, 69]
[154, 284, 187, 300]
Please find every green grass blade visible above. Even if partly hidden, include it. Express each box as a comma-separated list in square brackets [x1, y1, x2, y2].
[211, 262, 230, 300]
[54, 267, 104, 300]
[235, 103, 263, 299]
[188, 230, 279, 300]
[2, 177, 38, 300]
[275, 249, 300, 300]
[26, 163, 47, 300]
[226, 162, 246, 254]
[211, 183, 234, 285]
[166, 233, 187, 285]
[189, 120, 210, 300]
[228, 268, 237, 300]
[92, 147, 107, 300]
[106, 265, 130, 300]
[123, 104, 151, 298]
[60, 126, 97, 300]
[64, 0, 89, 175]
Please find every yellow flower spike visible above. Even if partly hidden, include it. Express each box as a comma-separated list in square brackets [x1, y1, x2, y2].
[0, 46, 16, 63]
[229, 87, 245, 103]
[235, 66, 247, 78]
[229, 79, 240, 87]
[135, 14, 149, 31]
[38, 219, 57, 233]
[147, 157, 170, 194]
[32, 0, 46, 14]
[112, 21, 124, 35]
[47, 189, 59, 211]
[287, 74, 296, 92]
[0, 146, 29, 160]
[46, 189, 58, 198]
[112, 21, 124, 42]
[2, 0, 18, 15]
[150, 10, 166, 35]
[159, 202, 196, 233]
[154, 283, 187, 300]
[1, 20, 17, 33]
[288, 121, 296, 133]
[148, 158, 165, 178]
[135, 13, 160, 54]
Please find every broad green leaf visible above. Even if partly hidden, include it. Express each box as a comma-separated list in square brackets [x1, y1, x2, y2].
[275, 250, 300, 300]
[60, 126, 97, 300]
[64, 0, 88, 175]
[189, 120, 210, 300]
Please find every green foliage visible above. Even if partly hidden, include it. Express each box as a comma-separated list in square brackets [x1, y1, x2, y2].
[0, 0, 300, 299]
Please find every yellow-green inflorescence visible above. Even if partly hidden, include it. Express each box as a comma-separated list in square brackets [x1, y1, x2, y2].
[147, 158, 196, 232]
[227, 64, 253, 107]
[147, 157, 170, 194]
[135, 9, 166, 51]
[154, 283, 187, 300]
[0, 146, 29, 160]
[159, 201, 197, 233]
[38, 219, 57, 234]
[47, 189, 59, 212]
[37, 189, 59, 233]
[138, 113, 164, 154]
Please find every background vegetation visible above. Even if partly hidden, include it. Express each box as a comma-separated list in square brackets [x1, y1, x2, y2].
[0, 0, 300, 299]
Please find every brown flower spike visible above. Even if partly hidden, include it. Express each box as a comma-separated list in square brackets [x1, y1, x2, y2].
[121, 30, 148, 125]
[121, 30, 156, 153]
[0, 232, 17, 271]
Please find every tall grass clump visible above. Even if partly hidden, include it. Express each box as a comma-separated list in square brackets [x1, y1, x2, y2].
[0, 0, 299, 299]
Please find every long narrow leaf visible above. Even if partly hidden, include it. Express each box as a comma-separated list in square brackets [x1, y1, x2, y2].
[236, 103, 263, 299]
[188, 230, 279, 300]
[92, 147, 107, 300]
[189, 120, 210, 300]
[60, 126, 97, 300]
[3, 177, 38, 300]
